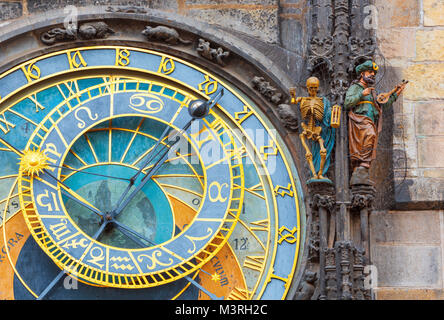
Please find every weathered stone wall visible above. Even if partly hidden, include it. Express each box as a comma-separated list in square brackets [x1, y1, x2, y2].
[371, 0, 444, 299]
[0, 0, 308, 84]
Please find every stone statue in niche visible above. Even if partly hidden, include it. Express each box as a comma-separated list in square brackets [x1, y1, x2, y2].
[345, 60, 407, 184]
[290, 77, 340, 183]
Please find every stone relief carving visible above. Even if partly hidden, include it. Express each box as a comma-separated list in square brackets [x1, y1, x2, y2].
[251, 76, 282, 105]
[40, 22, 115, 45]
[105, 6, 148, 13]
[196, 39, 230, 66]
[141, 26, 192, 45]
[276, 104, 298, 132]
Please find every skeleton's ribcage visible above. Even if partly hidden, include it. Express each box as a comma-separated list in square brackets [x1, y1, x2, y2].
[301, 104, 324, 122]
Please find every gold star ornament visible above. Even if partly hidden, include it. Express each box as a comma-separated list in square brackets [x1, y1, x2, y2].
[211, 273, 220, 282]
[18, 149, 50, 177]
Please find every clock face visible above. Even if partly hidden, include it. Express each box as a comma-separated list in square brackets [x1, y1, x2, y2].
[0, 46, 304, 300]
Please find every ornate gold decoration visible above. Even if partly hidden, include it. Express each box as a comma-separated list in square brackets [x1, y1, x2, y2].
[18, 149, 50, 177]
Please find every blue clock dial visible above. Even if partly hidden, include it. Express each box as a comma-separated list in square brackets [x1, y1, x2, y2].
[0, 46, 304, 300]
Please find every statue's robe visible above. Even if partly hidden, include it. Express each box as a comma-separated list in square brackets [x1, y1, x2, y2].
[345, 82, 398, 167]
[312, 97, 335, 177]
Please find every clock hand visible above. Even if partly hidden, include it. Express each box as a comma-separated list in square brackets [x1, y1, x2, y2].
[43, 170, 104, 219]
[111, 89, 224, 219]
[111, 125, 190, 219]
[47, 164, 132, 182]
[37, 220, 109, 300]
[112, 220, 156, 246]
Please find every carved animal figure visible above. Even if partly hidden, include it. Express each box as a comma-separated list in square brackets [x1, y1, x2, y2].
[142, 26, 191, 45]
[79, 22, 115, 40]
[40, 22, 114, 45]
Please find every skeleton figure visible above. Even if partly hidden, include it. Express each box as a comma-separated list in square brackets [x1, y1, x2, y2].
[291, 77, 337, 180]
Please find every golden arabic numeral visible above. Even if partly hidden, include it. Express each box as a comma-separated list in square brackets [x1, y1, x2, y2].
[198, 75, 218, 95]
[274, 183, 294, 198]
[21, 63, 41, 82]
[157, 56, 175, 75]
[260, 141, 278, 161]
[115, 48, 131, 67]
[36, 189, 61, 212]
[278, 225, 298, 245]
[234, 105, 254, 124]
[0, 113, 15, 134]
[67, 50, 87, 69]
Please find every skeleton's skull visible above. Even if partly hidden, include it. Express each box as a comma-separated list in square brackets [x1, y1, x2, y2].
[306, 77, 320, 97]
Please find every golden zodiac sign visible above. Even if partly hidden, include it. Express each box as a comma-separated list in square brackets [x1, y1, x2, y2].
[43, 143, 61, 172]
[137, 250, 174, 270]
[62, 238, 88, 249]
[37, 189, 61, 212]
[49, 219, 70, 241]
[111, 263, 134, 271]
[74, 106, 99, 129]
[185, 227, 213, 254]
[277, 226, 298, 245]
[129, 93, 164, 114]
[87, 246, 105, 269]
[208, 181, 229, 202]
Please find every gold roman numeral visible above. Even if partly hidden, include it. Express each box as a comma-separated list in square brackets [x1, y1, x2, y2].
[243, 255, 265, 272]
[0, 113, 15, 134]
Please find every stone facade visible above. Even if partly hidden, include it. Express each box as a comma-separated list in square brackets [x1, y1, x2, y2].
[372, 0, 444, 299]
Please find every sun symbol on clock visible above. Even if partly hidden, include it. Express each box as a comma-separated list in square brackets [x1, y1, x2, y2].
[18, 149, 50, 177]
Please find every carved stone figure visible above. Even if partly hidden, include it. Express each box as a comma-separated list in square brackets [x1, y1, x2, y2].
[290, 77, 339, 181]
[196, 39, 230, 66]
[252, 76, 282, 105]
[142, 26, 192, 45]
[345, 60, 407, 180]
[40, 22, 114, 45]
[294, 271, 317, 300]
[106, 6, 148, 13]
[276, 104, 298, 131]
[78, 22, 115, 40]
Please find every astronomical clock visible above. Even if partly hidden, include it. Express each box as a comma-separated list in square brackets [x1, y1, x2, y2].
[0, 45, 305, 300]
